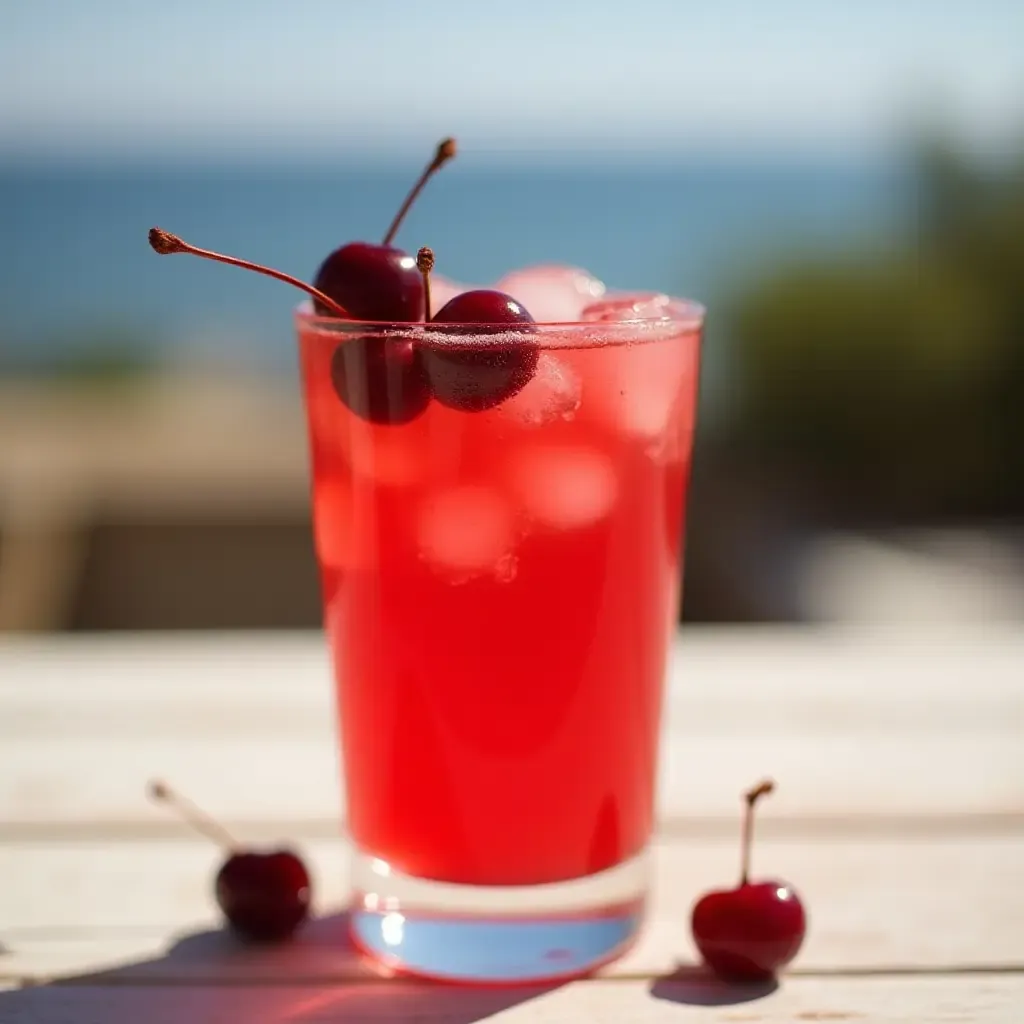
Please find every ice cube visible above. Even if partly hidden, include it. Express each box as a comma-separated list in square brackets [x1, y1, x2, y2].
[313, 478, 357, 568]
[417, 485, 516, 580]
[581, 292, 676, 323]
[497, 353, 581, 427]
[306, 379, 350, 459]
[342, 419, 424, 487]
[509, 445, 617, 530]
[495, 266, 606, 323]
[649, 366, 700, 466]
[589, 339, 691, 441]
[580, 295, 697, 441]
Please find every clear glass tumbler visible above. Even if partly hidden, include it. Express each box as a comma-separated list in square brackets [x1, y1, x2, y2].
[296, 298, 703, 982]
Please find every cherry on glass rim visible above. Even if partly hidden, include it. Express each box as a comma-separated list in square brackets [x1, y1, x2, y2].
[417, 248, 540, 412]
[311, 138, 459, 423]
[312, 137, 457, 322]
[327, 329, 432, 426]
[149, 138, 458, 425]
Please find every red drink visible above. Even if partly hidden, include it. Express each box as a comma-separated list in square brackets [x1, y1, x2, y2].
[298, 293, 702, 969]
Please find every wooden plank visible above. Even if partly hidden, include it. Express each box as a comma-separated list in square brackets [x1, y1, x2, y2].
[0, 976, 1022, 1023]
[0, 628, 1021, 828]
[2, 834, 1021, 982]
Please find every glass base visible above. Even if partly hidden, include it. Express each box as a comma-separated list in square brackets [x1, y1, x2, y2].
[349, 848, 650, 984]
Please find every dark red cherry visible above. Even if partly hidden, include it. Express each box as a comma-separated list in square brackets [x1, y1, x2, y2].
[313, 243, 423, 322]
[692, 879, 805, 982]
[311, 138, 455, 323]
[147, 781, 313, 944]
[330, 331, 431, 425]
[147, 229, 422, 423]
[216, 849, 312, 943]
[431, 289, 534, 327]
[149, 138, 458, 427]
[690, 781, 806, 982]
[423, 289, 539, 412]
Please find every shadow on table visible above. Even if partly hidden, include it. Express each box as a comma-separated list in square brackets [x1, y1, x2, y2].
[0, 911, 561, 1023]
[650, 962, 779, 1006]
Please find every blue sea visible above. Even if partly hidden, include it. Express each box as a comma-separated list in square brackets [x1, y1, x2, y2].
[0, 157, 911, 400]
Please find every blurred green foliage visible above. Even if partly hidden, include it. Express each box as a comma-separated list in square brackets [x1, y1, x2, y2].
[1, 324, 156, 386]
[725, 136, 1024, 521]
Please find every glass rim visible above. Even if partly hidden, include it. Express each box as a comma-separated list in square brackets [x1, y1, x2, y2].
[294, 296, 705, 349]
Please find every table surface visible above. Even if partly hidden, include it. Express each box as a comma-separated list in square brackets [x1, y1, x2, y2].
[1, 626, 1022, 1022]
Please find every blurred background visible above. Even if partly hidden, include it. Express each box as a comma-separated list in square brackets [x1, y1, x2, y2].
[1, 0, 1022, 632]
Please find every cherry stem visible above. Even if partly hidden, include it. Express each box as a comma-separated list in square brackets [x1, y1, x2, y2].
[381, 138, 457, 247]
[148, 228, 349, 318]
[416, 246, 434, 321]
[740, 779, 775, 886]
[148, 779, 239, 851]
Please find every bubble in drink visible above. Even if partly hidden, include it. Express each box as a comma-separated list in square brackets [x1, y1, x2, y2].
[497, 353, 580, 427]
[495, 266, 605, 323]
[417, 485, 516, 580]
[509, 445, 617, 530]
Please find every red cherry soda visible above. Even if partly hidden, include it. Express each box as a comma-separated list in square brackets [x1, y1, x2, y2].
[297, 309, 701, 887]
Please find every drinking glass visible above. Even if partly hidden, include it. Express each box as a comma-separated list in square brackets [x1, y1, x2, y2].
[296, 300, 703, 982]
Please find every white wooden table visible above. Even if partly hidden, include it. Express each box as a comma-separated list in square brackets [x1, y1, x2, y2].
[1, 627, 1022, 1022]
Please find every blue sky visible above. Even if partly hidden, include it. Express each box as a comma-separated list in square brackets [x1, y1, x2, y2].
[2, 0, 1022, 161]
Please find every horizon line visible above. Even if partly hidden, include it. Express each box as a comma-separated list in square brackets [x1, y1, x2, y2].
[0, 138, 999, 170]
